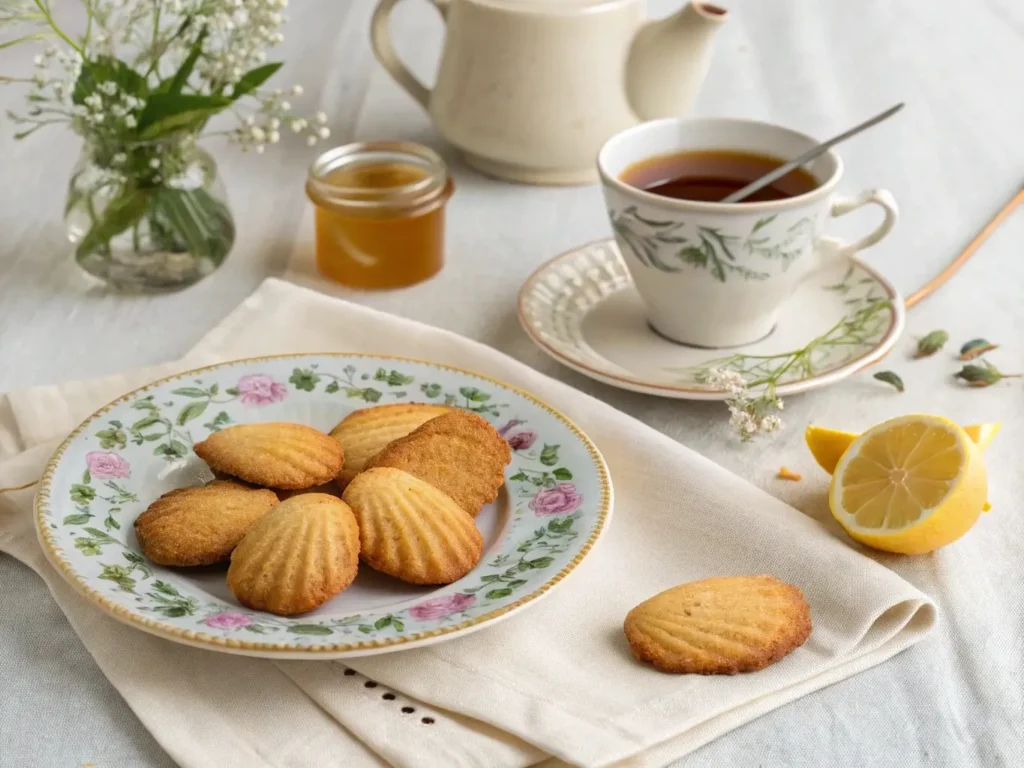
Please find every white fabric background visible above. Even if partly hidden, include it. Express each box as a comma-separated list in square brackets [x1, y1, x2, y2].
[2, 0, 1024, 766]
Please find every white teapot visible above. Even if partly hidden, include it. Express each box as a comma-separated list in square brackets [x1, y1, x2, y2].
[371, 0, 728, 185]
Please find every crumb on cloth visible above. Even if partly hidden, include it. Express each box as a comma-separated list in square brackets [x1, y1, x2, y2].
[777, 467, 802, 482]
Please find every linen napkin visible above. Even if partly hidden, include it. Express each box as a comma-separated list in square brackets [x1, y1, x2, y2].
[0, 278, 935, 768]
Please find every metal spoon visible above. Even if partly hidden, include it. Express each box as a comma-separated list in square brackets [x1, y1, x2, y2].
[721, 102, 905, 204]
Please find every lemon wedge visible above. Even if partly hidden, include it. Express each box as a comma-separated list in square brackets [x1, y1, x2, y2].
[806, 422, 1000, 475]
[828, 415, 989, 554]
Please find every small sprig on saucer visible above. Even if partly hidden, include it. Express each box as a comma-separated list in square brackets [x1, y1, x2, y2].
[695, 369, 783, 441]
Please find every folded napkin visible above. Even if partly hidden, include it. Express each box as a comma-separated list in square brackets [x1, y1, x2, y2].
[0, 278, 935, 768]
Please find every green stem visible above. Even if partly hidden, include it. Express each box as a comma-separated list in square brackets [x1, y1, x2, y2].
[33, 0, 81, 53]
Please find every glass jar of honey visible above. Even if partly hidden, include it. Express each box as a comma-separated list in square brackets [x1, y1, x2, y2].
[306, 141, 454, 289]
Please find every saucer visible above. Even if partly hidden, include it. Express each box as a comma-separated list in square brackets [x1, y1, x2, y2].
[518, 239, 905, 401]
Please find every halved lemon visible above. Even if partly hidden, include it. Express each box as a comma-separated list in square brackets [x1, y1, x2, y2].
[807, 422, 1000, 475]
[828, 415, 989, 554]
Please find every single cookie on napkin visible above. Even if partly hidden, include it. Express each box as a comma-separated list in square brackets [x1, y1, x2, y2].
[624, 575, 812, 674]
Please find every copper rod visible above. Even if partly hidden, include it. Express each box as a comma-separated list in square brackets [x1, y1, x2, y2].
[904, 185, 1024, 309]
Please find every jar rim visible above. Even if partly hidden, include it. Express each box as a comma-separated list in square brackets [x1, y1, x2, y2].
[306, 140, 449, 213]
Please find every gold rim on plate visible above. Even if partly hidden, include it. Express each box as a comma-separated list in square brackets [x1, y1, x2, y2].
[34, 353, 613, 658]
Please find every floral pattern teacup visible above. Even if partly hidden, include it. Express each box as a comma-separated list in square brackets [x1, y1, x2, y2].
[598, 117, 898, 348]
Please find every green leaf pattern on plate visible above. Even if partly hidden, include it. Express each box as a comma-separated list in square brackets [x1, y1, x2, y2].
[43, 357, 605, 646]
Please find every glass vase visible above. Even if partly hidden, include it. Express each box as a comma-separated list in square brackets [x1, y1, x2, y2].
[65, 135, 235, 293]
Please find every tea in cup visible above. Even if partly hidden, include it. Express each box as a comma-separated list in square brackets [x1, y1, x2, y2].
[598, 117, 898, 348]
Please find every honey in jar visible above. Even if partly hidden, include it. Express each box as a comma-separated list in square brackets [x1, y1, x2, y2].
[306, 141, 454, 289]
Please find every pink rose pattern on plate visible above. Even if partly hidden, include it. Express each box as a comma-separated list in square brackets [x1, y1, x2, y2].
[408, 593, 476, 621]
[236, 373, 288, 407]
[530, 482, 583, 516]
[57, 361, 596, 642]
[204, 612, 253, 630]
[85, 451, 131, 479]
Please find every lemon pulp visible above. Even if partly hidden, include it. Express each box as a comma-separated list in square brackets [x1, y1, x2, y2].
[828, 415, 988, 554]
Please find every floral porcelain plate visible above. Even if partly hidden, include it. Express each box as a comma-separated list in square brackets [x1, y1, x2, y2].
[518, 239, 905, 400]
[35, 355, 612, 659]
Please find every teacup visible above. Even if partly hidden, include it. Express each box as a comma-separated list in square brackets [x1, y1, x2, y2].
[597, 117, 898, 348]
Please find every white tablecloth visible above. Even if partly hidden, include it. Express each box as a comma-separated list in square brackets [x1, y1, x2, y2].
[2, 0, 1023, 765]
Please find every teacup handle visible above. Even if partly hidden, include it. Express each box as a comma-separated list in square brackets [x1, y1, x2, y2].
[371, 0, 449, 110]
[822, 188, 899, 258]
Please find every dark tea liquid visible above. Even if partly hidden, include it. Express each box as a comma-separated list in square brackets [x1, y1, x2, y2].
[620, 149, 818, 203]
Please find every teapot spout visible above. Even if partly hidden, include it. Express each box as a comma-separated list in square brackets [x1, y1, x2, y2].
[626, 2, 728, 122]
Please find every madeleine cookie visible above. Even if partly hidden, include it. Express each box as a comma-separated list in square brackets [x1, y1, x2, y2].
[227, 493, 360, 615]
[369, 410, 511, 516]
[194, 422, 344, 490]
[342, 467, 483, 585]
[624, 576, 812, 674]
[329, 403, 450, 488]
[134, 481, 279, 566]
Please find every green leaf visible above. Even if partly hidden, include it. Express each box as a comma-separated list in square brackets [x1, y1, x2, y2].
[149, 187, 235, 262]
[872, 371, 904, 392]
[361, 388, 382, 403]
[374, 616, 392, 629]
[288, 624, 334, 636]
[459, 386, 491, 403]
[479, 574, 502, 583]
[177, 401, 208, 426]
[244, 624, 267, 634]
[508, 579, 527, 588]
[913, 330, 949, 358]
[230, 62, 283, 100]
[62, 513, 92, 525]
[137, 93, 232, 140]
[539, 444, 559, 467]
[70, 484, 96, 504]
[751, 215, 777, 234]
[160, 606, 189, 618]
[124, 551, 145, 565]
[131, 415, 162, 431]
[552, 467, 572, 481]
[165, 30, 207, 95]
[959, 338, 998, 361]
[443, 394, 457, 406]
[484, 588, 513, 600]
[172, 387, 208, 398]
[144, 433, 163, 442]
[358, 624, 373, 634]
[225, 387, 240, 396]
[95, 428, 127, 450]
[420, 383, 443, 399]
[508, 472, 528, 482]
[325, 380, 340, 394]
[373, 367, 388, 381]
[526, 556, 554, 569]
[104, 515, 122, 531]
[387, 370, 415, 387]
[392, 619, 405, 632]
[289, 368, 320, 392]
[151, 581, 180, 597]
[75, 188, 152, 261]
[73, 56, 147, 106]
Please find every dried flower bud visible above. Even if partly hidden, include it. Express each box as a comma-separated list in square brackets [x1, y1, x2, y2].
[873, 371, 904, 392]
[954, 360, 1018, 387]
[914, 330, 949, 358]
[958, 338, 998, 361]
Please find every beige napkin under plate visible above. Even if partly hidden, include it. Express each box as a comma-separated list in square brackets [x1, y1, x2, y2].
[0, 278, 936, 768]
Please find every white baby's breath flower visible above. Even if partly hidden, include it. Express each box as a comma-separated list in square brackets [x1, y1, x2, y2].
[314, 111, 327, 124]
[124, 115, 137, 128]
[316, 126, 330, 139]
[290, 84, 303, 96]
[268, 130, 280, 144]
[112, 152, 127, 165]
[149, 158, 161, 168]
[255, 144, 265, 154]
[306, 135, 317, 146]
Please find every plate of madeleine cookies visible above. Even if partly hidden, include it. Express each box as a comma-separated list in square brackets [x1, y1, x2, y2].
[34, 354, 612, 658]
